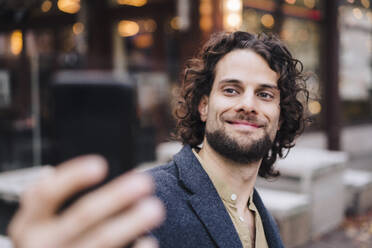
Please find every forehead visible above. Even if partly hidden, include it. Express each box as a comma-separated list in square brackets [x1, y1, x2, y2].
[213, 49, 279, 88]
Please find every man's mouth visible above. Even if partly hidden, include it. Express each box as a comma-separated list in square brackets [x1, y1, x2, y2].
[226, 120, 263, 128]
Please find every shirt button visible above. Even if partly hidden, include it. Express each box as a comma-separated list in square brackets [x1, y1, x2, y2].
[231, 194, 237, 201]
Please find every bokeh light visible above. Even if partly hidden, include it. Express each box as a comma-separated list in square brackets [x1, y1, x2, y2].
[11, 30, 23, 55]
[285, 0, 296, 4]
[118, 20, 140, 37]
[308, 101, 322, 115]
[223, 0, 242, 31]
[41, 0, 52, 12]
[72, 22, 84, 35]
[261, 14, 275, 28]
[170, 17, 181, 30]
[226, 13, 242, 29]
[226, 0, 242, 12]
[200, 0, 212, 15]
[361, 0, 370, 9]
[304, 0, 316, 9]
[200, 0, 213, 32]
[134, 33, 153, 49]
[57, 0, 80, 14]
[117, 0, 147, 7]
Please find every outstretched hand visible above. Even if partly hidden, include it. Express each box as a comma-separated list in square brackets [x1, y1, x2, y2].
[8, 155, 165, 248]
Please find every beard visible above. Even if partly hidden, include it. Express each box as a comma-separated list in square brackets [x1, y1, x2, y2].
[205, 128, 273, 164]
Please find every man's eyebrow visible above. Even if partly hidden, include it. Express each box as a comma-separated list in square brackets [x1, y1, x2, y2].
[259, 84, 279, 91]
[219, 79, 279, 91]
[218, 79, 242, 85]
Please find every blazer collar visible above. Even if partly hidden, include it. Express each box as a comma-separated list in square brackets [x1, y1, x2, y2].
[173, 145, 243, 248]
[173, 145, 284, 248]
[253, 190, 285, 248]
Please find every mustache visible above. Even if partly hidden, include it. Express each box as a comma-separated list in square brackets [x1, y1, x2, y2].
[222, 113, 265, 127]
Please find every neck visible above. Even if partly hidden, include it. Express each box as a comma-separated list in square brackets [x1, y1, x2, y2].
[198, 138, 261, 212]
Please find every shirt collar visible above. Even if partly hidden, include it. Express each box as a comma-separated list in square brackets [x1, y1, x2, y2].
[192, 148, 254, 208]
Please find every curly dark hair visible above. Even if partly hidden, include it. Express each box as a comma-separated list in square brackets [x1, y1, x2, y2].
[174, 31, 309, 178]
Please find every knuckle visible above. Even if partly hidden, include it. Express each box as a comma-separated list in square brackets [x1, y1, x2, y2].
[19, 186, 37, 206]
[26, 181, 56, 204]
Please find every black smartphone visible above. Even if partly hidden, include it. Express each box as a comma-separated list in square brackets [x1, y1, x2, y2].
[50, 71, 137, 210]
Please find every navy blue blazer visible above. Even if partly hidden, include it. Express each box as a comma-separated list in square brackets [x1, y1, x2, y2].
[147, 145, 284, 248]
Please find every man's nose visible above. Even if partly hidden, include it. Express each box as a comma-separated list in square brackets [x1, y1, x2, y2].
[233, 92, 258, 114]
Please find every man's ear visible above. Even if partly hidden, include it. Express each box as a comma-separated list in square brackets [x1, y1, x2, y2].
[198, 95, 208, 122]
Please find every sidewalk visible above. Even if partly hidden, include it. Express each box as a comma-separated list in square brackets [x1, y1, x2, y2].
[298, 210, 372, 248]
[295, 124, 372, 248]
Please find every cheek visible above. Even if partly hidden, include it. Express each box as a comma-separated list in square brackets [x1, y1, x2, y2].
[205, 102, 229, 129]
[264, 105, 281, 127]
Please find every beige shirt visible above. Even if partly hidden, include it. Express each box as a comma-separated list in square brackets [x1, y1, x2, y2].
[193, 149, 269, 248]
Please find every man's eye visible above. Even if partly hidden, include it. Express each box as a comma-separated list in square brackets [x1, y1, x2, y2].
[258, 92, 274, 99]
[223, 88, 238, 94]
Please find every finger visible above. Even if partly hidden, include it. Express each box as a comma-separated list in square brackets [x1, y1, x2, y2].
[8, 156, 107, 245]
[8, 167, 54, 240]
[54, 173, 156, 243]
[132, 236, 159, 248]
[70, 197, 165, 248]
[8, 221, 63, 248]
[18, 155, 107, 223]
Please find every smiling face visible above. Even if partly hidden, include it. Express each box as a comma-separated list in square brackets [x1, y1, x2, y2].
[198, 49, 281, 163]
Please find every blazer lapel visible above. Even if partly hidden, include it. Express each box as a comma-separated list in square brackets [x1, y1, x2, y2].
[174, 146, 243, 248]
[253, 189, 284, 248]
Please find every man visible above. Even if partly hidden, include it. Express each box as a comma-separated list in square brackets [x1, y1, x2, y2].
[8, 31, 306, 248]
[148, 31, 308, 248]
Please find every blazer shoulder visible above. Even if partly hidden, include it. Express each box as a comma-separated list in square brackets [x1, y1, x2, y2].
[146, 161, 177, 182]
[145, 161, 182, 197]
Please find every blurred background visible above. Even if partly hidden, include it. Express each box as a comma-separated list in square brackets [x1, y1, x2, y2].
[0, 0, 371, 247]
[0, 0, 370, 169]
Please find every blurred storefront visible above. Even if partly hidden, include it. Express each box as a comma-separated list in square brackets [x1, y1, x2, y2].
[0, 0, 371, 170]
[0, 0, 198, 169]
